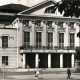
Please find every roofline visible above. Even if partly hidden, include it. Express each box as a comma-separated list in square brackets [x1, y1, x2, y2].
[18, 0, 57, 15]
[12, 18, 19, 25]
[18, 14, 80, 20]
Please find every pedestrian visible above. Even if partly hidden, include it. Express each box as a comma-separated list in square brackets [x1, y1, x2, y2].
[67, 67, 71, 79]
[35, 69, 39, 79]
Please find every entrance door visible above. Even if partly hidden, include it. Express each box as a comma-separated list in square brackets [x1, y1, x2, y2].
[26, 54, 35, 68]
[51, 54, 60, 68]
[39, 54, 48, 68]
[51, 53, 60, 68]
[63, 53, 71, 68]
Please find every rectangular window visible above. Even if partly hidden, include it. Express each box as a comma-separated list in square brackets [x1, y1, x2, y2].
[48, 33, 53, 48]
[24, 32, 30, 47]
[2, 56, 8, 65]
[70, 33, 75, 49]
[36, 32, 42, 48]
[59, 33, 64, 49]
[2, 36, 8, 48]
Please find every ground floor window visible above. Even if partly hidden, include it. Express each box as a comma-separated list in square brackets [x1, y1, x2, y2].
[2, 56, 8, 65]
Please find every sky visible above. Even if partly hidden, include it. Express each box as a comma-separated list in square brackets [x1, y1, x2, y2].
[0, 0, 61, 6]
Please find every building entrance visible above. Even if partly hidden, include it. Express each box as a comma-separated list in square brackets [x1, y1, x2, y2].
[63, 53, 71, 68]
[51, 53, 60, 68]
[39, 54, 48, 68]
[26, 54, 35, 68]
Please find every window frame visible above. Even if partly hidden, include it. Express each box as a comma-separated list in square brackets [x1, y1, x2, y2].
[59, 33, 64, 49]
[24, 32, 30, 47]
[2, 56, 8, 66]
[70, 33, 75, 49]
[36, 32, 42, 47]
[2, 36, 8, 48]
[48, 33, 53, 47]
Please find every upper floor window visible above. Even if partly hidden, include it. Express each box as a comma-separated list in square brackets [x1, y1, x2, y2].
[2, 36, 8, 48]
[70, 33, 75, 49]
[59, 33, 64, 49]
[24, 32, 30, 47]
[48, 33, 53, 47]
[2, 56, 8, 65]
[36, 32, 42, 47]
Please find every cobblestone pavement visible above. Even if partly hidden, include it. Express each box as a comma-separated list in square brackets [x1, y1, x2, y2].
[0, 71, 80, 80]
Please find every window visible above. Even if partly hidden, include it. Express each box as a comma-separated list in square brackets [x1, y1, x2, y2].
[2, 56, 8, 65]
[2, 36, 8, 47]
[59, 33, 64, 49]
[70, 33, 75, 49]
[36, 32, 42, 48]
[48, 33, 53, 48]
[24, 32, 30, 47]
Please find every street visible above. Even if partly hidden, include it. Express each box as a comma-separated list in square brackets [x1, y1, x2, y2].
[0, 71, 80, 80]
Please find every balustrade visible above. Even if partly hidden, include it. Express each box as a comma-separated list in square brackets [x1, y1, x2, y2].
[20, 45, 77, 50]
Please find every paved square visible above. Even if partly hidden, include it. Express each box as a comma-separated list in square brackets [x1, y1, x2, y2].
[0, 71, 80, 80]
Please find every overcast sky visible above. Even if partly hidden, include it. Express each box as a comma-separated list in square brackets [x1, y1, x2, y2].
[0, 0, 61, 6]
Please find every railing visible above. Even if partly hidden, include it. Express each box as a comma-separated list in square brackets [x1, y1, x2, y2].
[20, 45, 79, 50]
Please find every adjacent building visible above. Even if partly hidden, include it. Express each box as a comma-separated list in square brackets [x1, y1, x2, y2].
[0, 0, 80, 69]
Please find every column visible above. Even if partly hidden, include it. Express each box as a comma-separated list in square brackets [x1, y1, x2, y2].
[64, 22, 69, 47]
[53, 22, 58, 46]
[35, 54, 39, 68]
[42, 21, 47, 46]
[60, 53, 63, 68]
[48, 54, 51, 68]
[71, 54, 74, 68]
[23, 54, 26, 68]
[30, 20, 35, 46]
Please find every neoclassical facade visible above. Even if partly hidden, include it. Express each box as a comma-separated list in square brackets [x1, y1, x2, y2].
[0, 0, 80, 69]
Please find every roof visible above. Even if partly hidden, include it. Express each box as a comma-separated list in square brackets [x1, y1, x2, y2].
[0, 3, 29, 13]
[0, 3, 30, 23]
[18, 0, 57, 14]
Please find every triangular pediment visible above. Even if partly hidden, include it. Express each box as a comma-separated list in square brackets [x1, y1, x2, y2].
[18, 0, 57, 15]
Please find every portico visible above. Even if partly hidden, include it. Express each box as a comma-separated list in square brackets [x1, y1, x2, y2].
[22, 52, 75, 69]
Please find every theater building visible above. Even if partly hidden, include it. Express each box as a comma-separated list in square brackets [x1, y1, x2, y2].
[0, 0, 80, 69]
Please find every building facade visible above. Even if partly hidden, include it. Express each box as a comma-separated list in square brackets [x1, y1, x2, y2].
[0, 0, 80, 69]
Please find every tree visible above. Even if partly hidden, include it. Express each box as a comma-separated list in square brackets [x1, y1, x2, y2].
[45, 0, 80, 17]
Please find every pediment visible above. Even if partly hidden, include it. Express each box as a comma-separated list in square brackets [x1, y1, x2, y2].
[18, 0, 57, 15]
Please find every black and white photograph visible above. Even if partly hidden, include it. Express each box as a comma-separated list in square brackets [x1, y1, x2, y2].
[0, 0, 80, 80]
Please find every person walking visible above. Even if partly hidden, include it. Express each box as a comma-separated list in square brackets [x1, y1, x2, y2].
[35, 69, 39, 79]
[67, 67, 71, 79]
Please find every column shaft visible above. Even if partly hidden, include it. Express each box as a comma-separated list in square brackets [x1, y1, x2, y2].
[48, 54, 51, 68]
[60, 53, 63, 68]
[23, 54, 26, 68]
[35, 54, 39, 68]
[71, 54, 74, 68]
